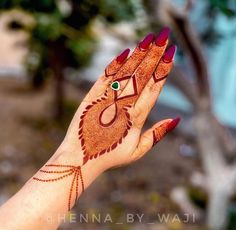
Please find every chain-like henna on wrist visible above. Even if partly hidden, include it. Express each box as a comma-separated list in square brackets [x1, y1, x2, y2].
[33, 164, 84, 210]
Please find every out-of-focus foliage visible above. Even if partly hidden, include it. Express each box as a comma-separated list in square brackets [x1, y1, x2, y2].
[0, 0, 136, 119]
[209, 0, 236, 17]
[200, 0, 236, 46]
[0, 0, 136, 88]
[188, 186, 207, 210]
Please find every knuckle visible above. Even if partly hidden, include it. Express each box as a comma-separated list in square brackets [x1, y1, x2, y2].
[145, 80, 154, 92]
[100, 75, 111, 85]
[135, 106, 143, 118]
[132, 105, 143, 119]
[150, 83, 159, 92]
[142, 134, 153, 146]
[132, 111, 145, 129]
[133, 135, 152, 160]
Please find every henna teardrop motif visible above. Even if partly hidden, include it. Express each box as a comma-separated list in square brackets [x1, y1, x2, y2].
[79, 93, 132, 165]
[99, 102, 118, 127]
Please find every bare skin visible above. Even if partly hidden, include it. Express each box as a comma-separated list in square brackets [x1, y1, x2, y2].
[0, 28, 179, 230]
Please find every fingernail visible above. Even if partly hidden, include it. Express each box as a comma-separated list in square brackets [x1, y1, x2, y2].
[155, 27, 170, 46]
[163, 45, 177, 63]
[116, 48, 130, 63]
[167, 117, 181, 132]
[139, 33, 154, 50]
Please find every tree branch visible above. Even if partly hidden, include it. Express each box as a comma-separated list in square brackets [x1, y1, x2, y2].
[169, 66, 198, 107]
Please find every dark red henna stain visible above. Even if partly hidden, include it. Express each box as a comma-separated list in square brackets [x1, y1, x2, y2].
[105, 48, 130, 78]
[33, 164, 84, 211]
[68, 170, 77, 211]
[75, 171, 79, 203]
[152, 117, 180, 146]
[152, 46, 176, 83]
[153, 74, 168, 83]
[79, 100, 132, 165]
[152, 123, 169, 146]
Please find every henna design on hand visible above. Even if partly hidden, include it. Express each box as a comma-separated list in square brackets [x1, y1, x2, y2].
[79, 30, 171, 165]
[33, 28, 176, 211]
[32, 48, 131, 211]
[33, 164, 84, 210]
[152, 117, 181, 146]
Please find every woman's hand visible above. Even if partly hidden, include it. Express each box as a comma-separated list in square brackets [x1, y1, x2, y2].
[63, 27, 179, 169]
[32, 28, 179, 212]
[0, 28, 180, 230]
[32, 28, 180, 212]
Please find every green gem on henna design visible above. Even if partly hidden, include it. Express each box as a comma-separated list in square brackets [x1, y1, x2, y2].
[111, 81, 120, 91]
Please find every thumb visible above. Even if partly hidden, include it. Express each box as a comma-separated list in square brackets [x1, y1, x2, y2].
[132, 117, 180, 161]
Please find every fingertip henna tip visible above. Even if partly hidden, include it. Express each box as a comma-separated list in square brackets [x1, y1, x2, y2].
[155, 27, 170, 46]
[163, 45, 177, 63]
[167, 117, 181, 132]
[139, 33, 154, 50]
[116, 48, 130, 63]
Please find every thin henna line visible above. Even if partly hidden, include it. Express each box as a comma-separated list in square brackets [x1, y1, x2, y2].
[68, 171, 77, 210]
[39, 169, 73, 174]
[75, 171, 79, 203]
[79, 167, 84, 192]
[33, 171, 74, 182]
[45, 164, 76, 168]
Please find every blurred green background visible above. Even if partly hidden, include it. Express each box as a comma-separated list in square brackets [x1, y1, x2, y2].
[0, 0, 236, 230]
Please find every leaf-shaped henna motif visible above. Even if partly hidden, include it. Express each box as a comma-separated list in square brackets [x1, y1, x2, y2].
[79, 88, 133, 165]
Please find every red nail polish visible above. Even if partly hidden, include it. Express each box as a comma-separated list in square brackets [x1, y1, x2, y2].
[163, 45, 177, 63]
[167, 117, 180, 132]
[139, 33, 154, 50]
[155, 27, 170, 46]
[116, 48, 130, 63]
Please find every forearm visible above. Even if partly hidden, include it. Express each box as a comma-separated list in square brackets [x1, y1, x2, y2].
[0, 142, 103, 230]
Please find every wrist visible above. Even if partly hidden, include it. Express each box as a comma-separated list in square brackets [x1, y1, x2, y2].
[0, 141, 105, 230]
[52, 140, 104, 191]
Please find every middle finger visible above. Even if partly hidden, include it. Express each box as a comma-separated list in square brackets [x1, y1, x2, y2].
[115, 28, 170, 105]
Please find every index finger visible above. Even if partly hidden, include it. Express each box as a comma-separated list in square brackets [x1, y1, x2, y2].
[83, 48, 130, 102]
